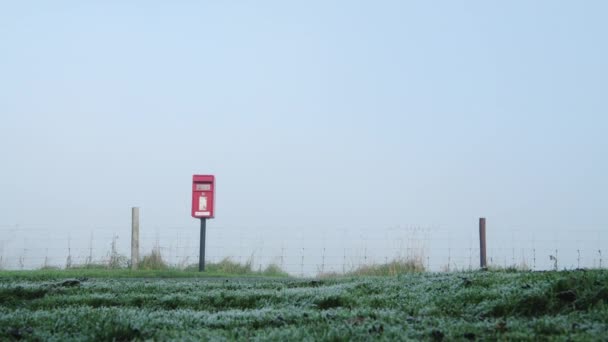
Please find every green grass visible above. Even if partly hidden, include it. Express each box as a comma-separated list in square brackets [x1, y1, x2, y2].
[137, 247, 168, 270]
[0, 267, 288, 281]
[1, 269, 607, 340]
[0, 257, 289, 281]
[345, 258, 425, 276]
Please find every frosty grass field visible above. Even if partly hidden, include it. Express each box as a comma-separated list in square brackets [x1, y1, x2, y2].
[1, 269, 607, 341]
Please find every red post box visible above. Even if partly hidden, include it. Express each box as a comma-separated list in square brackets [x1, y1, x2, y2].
[192, 175, 215, 219]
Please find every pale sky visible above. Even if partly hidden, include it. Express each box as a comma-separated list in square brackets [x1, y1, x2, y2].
[1, 1, 607, 246]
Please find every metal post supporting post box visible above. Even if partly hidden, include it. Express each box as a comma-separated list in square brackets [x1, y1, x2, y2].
[199, 218, 206, 272]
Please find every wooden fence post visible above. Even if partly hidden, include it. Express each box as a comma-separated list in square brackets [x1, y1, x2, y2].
[131, 207, 140, 270]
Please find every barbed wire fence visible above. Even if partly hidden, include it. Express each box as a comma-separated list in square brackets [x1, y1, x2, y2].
[0, 223, 604, 276]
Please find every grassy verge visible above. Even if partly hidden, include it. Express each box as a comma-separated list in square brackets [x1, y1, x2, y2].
[317, 257, 424, 278]
[0, 256, 289, 280]
[0, 269, 277, 281]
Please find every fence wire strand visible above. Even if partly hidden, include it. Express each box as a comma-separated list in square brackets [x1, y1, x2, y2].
[0, 224, 605, 276]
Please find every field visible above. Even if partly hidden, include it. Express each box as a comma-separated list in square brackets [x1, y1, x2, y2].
[1, 269, 607, 341]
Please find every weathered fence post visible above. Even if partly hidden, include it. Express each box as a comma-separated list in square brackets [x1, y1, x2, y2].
[131, 207, 140, 270]
[479, 217, 487, 269]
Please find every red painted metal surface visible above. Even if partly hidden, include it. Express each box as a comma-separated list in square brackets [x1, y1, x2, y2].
[191, 175, 215, 219]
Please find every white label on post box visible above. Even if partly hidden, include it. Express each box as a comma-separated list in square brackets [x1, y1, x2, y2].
[195, 211, 210, 216]
[199, 195, 208, 211]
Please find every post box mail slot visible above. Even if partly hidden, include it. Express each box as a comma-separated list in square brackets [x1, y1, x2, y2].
[192, 175, 215, 218]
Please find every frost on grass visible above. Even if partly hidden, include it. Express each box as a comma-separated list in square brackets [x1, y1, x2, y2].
[0, 270, 607, 340]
